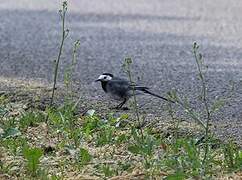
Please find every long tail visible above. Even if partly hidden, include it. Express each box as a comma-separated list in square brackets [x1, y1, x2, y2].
[135, 86, 174, 103]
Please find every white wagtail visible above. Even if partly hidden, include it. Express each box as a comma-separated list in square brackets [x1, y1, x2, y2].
[95, 73, 174, 109]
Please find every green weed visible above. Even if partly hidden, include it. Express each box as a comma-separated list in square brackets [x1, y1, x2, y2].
[0, 137, 27, 156]
[95, 124, 115, 146]
[99, 164, 117, 177]
[82, 114, 103, 136]
[223, 142, 242, 171]
[76, 148, 92, 167]
[19, 111, 45, 131]
[23, 146, 43, 176]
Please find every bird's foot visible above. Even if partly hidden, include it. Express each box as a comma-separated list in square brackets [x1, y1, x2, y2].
[121, 107, 129, 110]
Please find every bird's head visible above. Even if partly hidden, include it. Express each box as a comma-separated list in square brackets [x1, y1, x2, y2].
[95, 73, 113, 82]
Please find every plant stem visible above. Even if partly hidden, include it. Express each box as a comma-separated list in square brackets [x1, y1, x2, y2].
[50, 2, 68, 106]
[124, 58, 144, 140]
[193, 43, 211, 165]
[64, 40, 80, 100]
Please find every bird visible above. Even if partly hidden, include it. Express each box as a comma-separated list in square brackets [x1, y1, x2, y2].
[95, 73, 174, 109]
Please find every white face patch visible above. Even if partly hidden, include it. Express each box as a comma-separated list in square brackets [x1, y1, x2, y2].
[98, 74, 112, 81]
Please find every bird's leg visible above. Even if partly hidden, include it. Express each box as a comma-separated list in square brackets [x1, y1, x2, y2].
[115, 99, 127, 109]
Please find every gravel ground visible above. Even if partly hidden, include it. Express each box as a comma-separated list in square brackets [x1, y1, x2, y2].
[0, 0, 242, 142]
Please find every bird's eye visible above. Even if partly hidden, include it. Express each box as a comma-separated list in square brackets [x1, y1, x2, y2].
[104, 76, 107, 79]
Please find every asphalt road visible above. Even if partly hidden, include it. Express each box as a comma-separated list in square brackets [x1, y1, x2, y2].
[0, 0, 242, 141]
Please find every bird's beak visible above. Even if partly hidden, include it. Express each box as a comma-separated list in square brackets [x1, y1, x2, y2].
[95, 79, 101, 82]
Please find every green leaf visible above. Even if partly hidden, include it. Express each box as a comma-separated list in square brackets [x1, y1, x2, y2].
[23, 147, 43, 175]
[0, 107, 8, 116]
[165, 171, 186, 180]
[19, 111, 45, 130]
[128, 145, 141, 155]
[2, 127, 21, 138]
[101, 164, 115, 177]
[239, 151, 242, 159]
[119, 114, 129, 120]
[116, 134, 127, 144]
[96, 126, 114, 146]
[79, 148, 92, 166]
[82, 115, 101, 136]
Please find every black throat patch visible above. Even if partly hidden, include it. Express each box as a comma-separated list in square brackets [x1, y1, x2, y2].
[101, 81, 108, 92]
